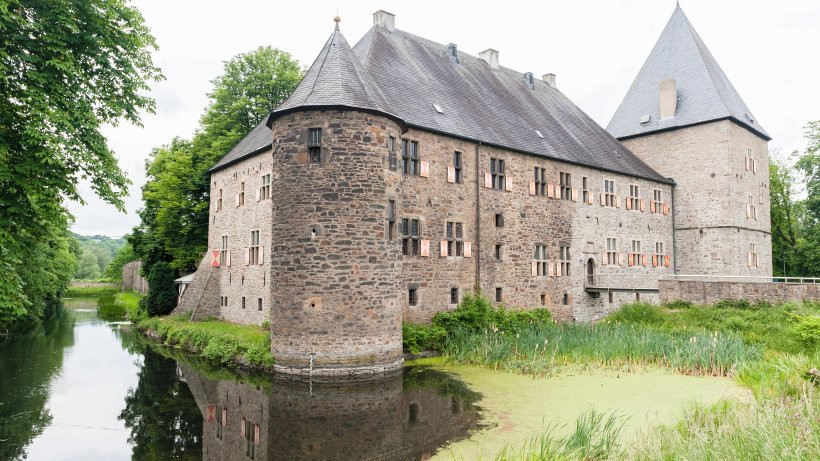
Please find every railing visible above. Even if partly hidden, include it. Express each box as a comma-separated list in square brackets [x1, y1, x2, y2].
[660, 274, 820, 284]
[584, 273, 660, 292]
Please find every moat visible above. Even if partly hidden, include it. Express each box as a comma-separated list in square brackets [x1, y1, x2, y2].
[0, 298, 481, 460]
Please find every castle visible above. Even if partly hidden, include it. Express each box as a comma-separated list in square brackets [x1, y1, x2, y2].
[175, 6, 772, 376]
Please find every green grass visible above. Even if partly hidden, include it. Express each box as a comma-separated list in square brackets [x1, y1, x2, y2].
[97, 295, 126, 320]
[445, 323, 760, 377]
[138, 316, 274, 370]
[116, 291, 145, 321]
[64, 285, 118, 297]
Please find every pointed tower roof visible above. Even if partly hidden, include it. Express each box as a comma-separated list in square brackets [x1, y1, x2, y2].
[266, 22, 405, 131]
[607, 5, 769, 141]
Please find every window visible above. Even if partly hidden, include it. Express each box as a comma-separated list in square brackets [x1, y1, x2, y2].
[582, 177, 589, 203]
[630, 240, 643, 266]
[401, 218, 420, 256]
[534, 167, 547, 196]
[408, 403, 419, 424]
[250, 230, 260, 264]
[652, 189, 662, 213]
[490, 158, 505, 190]
[220, 296, 228, 307]
[220, 235, 229, 266]
[241, 297, 246, 309]
[243, 419, 256, 459]
[257, 298, 263, 311]
[540, 294, 546, 306]
[559, 172, 571, 200]
[655, 242, 664, 256]
[216, 407, 225, 440]
[446, 222, 464, 256]
[748, 243, 759, 268]
[559, 245, 570, 276]
[495, 213, 504, 227]
[562, 293, 569, 305]
[239, 182, 245, 206]
[217, 189, 223, 211]
[747, 195, 757, 220]
[495, 287, 503, 303]
[387, 200, 396, 241]
[308, 128, 322, 163]
[534, 244, 548, 276]
[606, 238, 617, 265]
[636, 292, 641, 301]
[608, 292, 614, 304]
[654, 242, 665, 267]
[745, 148, 754, 172]
[260, 174, 271, 200]
[453, 151, 463, 183]
[408, 288, 418, 306]
[495, 244, 502, 261]
[604, 179, 616, 207]
[402, 140, 420, 175]
[388, 136, 397, 171]
[450, 287, 459, 304]
[628, 184, 640, 210]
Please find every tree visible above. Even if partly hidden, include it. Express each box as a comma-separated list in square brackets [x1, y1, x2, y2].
[769, 156, 803, 276]
[142, 262, 177, 317]
[104, 240, 137, 282]
[0, 0, 162, 326]
[132, 47, 301, 315]
[794, 121, 820, 275]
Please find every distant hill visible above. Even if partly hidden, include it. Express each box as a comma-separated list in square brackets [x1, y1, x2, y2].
[73, 233, 127, 280]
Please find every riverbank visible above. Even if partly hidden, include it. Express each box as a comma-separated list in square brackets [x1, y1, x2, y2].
[137, 316, 274, 373]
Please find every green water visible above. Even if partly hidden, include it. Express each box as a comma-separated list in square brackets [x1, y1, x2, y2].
[0, 299, 481, 460]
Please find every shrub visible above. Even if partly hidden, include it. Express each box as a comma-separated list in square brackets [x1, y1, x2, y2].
[715, 299, 753, 310]
[431, 292, 552, 335]
[402, 323, 446, 354]
[790, 314, 820, 348]
[607, 302, 665, 325]
[664, 299, 694, 309]
[143, 261, 178, 316]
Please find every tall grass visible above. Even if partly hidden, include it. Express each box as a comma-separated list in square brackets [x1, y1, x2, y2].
[445, 323, 760, 376]
[490, 410, 626, 461]
[63, 285, 118, 298]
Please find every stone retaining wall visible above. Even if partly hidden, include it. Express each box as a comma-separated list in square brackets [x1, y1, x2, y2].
[122, 260, 148, 294]
[659, 279, 820, 305]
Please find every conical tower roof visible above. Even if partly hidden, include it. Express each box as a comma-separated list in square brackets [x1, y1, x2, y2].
[267, 23, 405, 130]
[607, 5, 769, 140]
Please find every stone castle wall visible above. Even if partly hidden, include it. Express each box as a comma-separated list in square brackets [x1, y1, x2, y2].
[622, 120, 772, 276]
[121, 260, 147, 294]
[659, 279, 820, 305]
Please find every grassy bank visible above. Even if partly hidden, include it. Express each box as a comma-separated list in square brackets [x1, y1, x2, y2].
[64, 285, 118, 297]
[138, 316, 274, 371]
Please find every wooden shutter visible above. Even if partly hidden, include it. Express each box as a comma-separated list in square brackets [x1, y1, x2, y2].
[640, 199, 646, 212]
[254, 424, 260, 446]
[628, 253, 634, 266]
[440, 240, 448, 257]
[484, 172, 492, 188]
[419, 160, 430, 178]
[464, 241, 472, 258]
[616, 196, 621, 208]
[548, 262, 556, 275]
[746, 204, 752, 218]
[663, 203, 669, 215]
[588, 193, 593, 205]
[548, 183, 555, 198]
[420, 240, 430, 257]
[447, 165, 456, 183]
[531, 261, 538, 277]
[504, 178, 513, 192]
[643, 253, 648, 267]
[211, 250, 220, 267]
[244, 248, 250, 265]
[235, 194, 240, 207]
[556, 262, 562, 277]
[664, 255, 670, 267]
[226, 250, 231, 267]
[626, 199, 632, 210]
[529, 179, 536, 196]
[618, 253, 624, 266]
[650, 201, 656, 213]
[241, 418, 246, 437]
[255, 189, 260, 202]
[222, 408, 227, 426]
[747, 252, 753, 267]
[753, 159, 757, 174]
[259, 246, 264, 265]
[600, 192, 605, 206]
[601, 251, 607, 266]
[753, 207, 758, 220]
[571, 188, 578, 202]
[207, 405, 216, 422]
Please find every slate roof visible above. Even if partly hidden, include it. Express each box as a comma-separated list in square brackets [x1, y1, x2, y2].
[266, 23, 404, 130]
[607, 6, 770, 141]
[212, 21, 670, 183]
[209, 119, 271, 171]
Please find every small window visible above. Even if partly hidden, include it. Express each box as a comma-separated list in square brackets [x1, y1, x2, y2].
[559, 172, 571, 200]
[241, 297, 246, 309]
[631, 240, 643, 266]
[495, 244, 502, 261]
[747, 195, 757, 220]
[260, 174, 271, 200]
[387, 200, 396, 241]
[408, 403, 419, 424]
[453, 151, 463, 183]
[534, 167, 547, 196]
[250, 230, 261, 264]
[388, 136, 397, 171]
[748, 243, 759, 268]
[239, 182, 245, 206]
[629, 184, 640, 210]
[408, 288, 418, 306]
[606, 238, 617, 265]
[401, 218, 420, 256]
[540, 294, 546, 306]
[562, 293, 569, 305]
[450, 287, 459, 304]
[220, 235, 229, 266]
[217, 189, 223, 211]
[402, 140, 420, 175]
[559, 245, 570, 276]
[495, 213, 504, 227]
[446, 222, 464, 256]
[308, 128, 322, 163]
[652, 189, 662, 213]
[490, 158, 505, 190]
[582, 177, 589, 203]
[636, 292, 641, 301]
[534, 244, 548, 276]
[258, 298, 263, 311]
[608, 292, 613, 303]
[746, 148, 754, 172]
[604, 179, 616, 207]
[495, 287, 502, 303]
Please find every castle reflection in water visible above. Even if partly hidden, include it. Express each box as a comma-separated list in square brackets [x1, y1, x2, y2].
[178, 363, 482, 461]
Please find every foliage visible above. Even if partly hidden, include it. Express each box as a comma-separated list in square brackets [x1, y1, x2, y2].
[605, 302, 665, 326]
[737, 349, 820, 399]
[102, 239, 136, 282]
[118, 291, 146, 322]
[402, 323, 447, 354]
[790, 313, 820, 348]
[0, 0, 161, 326]
[141, 262, 177, 317]
[97, 294, 126, 320]
[63, 285, 118, 298]
[131, 48, 302, 315]
[491, 410, 626, 461]
[72, 234, 127, 280]
[432, 292, 553, 335]
[631, 395, 819, 461]
[138, 316, 274, 369]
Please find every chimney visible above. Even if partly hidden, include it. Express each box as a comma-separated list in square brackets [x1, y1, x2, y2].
[373, 10, 395, 31]
[542, 73, 556, 88]
[659, 79, 677, 119]
[479, 49, 499, 70]
[446, 43, 458, 64]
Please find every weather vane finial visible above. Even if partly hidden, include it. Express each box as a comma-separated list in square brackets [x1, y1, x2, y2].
[334, 9, 341, 24]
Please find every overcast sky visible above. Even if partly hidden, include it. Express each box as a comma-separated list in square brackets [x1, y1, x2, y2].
[67, 0, 820, 237]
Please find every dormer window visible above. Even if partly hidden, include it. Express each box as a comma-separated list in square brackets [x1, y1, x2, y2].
[308, 128, 322, 163]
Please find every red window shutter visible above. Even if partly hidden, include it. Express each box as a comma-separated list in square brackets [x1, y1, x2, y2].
[440, 240, 448, 257]
[626, 199, 632, 210]
[420, 160, 430, 178]
[211, 250, 220, 267]
[207, 404, 216, 422]
[529, 179, 536, 196]
[235, 194, 240, 207]
[549, 262, 556, 275]
[505, 178, 513, 192]
[254, 424, 260, 446]
[420, 240, 430, 257]
[652, 254, 658, 267]
[628, 253, 634, 266]
[531, 261, 537, 277]
[244, 248, 250, 265]
[548, 183, 555, 198]
[464, 241, 472, 258]
[259, 246, 265, 265]
[241, 418, 246, 437]
[600, 192, 605, 206]
[664, 255, 670, 267]
[588, 193, 593, 205]
[226, 251, 231, 267]
[643, 253, 648, 267]
[616, 196, 621, 208]
[618, 253, 624, 266]
[601, 251, 607, 266]
[640, 199, 646, 212]
[484, 172, 492, 188]
[650, 201, 656, 213]
[556, 262, 562, 277]
[447, 165, 455, 183]
[571, 188, 578, 202]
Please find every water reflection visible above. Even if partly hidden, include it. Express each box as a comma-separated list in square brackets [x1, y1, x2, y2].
[179, 364, 481, 461]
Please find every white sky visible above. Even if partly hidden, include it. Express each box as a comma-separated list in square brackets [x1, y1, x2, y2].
[67, 0, 820, 237]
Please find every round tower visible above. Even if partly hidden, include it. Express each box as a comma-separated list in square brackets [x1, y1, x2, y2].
[266, 22, 406, 377]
